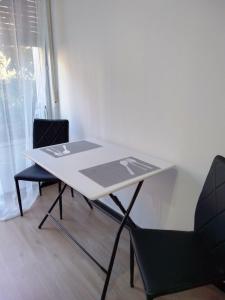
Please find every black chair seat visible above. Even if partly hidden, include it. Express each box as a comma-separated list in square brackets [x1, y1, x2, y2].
[15, 165, 57, 182]
[130, 228, 224, 298]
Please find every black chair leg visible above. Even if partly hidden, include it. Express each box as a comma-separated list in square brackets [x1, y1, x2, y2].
[71, 187, 74, 198]
[15, 179, 23, 217]
[130, 239, 134, 288]
[38, 181, 42, 196]
[58, 182, 62, 219]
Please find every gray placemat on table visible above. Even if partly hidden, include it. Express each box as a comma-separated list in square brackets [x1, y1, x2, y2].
[41, 141, 101, 158]
[79, 156, 160, 187]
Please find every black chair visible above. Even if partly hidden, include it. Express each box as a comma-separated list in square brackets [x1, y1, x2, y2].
[14, 119, 83, 218]
[129, 155, 225, 299]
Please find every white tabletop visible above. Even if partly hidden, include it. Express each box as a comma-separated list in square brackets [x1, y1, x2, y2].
[25, 138, 174, 200]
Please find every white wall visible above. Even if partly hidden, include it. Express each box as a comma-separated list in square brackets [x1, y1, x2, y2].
[51, 0, 225, 230]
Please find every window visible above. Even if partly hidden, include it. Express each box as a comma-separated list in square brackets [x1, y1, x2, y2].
[0, 0, 57, 220]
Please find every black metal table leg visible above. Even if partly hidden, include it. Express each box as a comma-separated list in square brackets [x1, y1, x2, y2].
[38, 183, 107, 272]
[38, 178, 143, 300]
[38, 181, 42, 196]
[130, 239, 135, 288]
[101, 181, 144, 300]
[83, 195, 93, 210]
[38, 184, 67, 229]
[71, 187, 74, 198]
[109, 194, 137, 228]
[58, 181, 62, 219]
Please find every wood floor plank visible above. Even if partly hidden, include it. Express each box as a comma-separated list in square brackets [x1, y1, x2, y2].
[0, 186, 224, 300]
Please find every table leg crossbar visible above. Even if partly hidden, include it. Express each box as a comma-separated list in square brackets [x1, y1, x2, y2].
[109, 193, 137, 228]
[48, 214, 107, 273]
[38, 181, 144, 300]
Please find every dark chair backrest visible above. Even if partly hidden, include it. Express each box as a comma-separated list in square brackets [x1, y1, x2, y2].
[194, 155, 225, 270]
[33, 119, 69, 149]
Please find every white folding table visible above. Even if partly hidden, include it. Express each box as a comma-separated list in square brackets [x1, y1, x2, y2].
[25, 138, 174, 299]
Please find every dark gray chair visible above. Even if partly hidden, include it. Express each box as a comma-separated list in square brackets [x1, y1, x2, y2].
[130, 155, 225, 299]
[14, 119, 92, 217]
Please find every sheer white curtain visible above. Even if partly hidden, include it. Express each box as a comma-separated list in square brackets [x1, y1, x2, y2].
[0, 0, 57, 220]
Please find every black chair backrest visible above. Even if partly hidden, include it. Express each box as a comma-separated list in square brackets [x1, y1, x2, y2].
[33, 119, 69, 149]
[194, 155, 225, 270]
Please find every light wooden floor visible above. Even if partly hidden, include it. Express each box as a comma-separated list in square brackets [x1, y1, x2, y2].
[0, 186, 224, 300]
